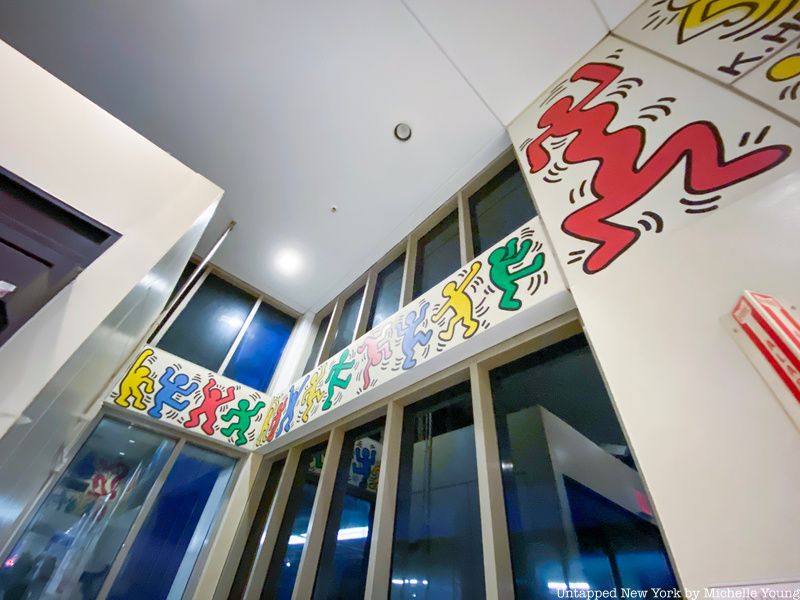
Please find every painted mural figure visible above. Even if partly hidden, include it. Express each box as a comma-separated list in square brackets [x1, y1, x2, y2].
[356, 326, 392, 389]
[147, 367, 199, 418]
[221, 399, 265, 446]
[183, 378, 236, 435]
[323, 350, 356, 411]
[432, 262, 482, 341]
[115, 349, 156, 410]
[279, 375, 310, 435]
[488, 237, 546, 310]
[353, 445, 377, 488]
[525, 61, 790, 274]
[300, 365, 327, 423]
[266, 396, 287, 442]
[396, 301, 433, 370]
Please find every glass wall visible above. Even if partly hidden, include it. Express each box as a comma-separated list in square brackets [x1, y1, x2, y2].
[158, 273, 255, 370]
[313, 419, 385, 599]
[0, 418, 237, 600]
[261, 443, 327, 599]
[412, 210, 461, 300]
[329, 287, 365, 357]
[468, 161, 537, 256]
[390, 382, 484, 599]
[224, 302, 296, 391]
[304, 314, 331, 374]
[489, 334, 676, 597]
[367, 254, 405, 331]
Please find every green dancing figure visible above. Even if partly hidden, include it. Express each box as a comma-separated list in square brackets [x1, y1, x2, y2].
[221, 399, 265, 446]
[488, 237, 545, 310]
[323, 350, 355, 411]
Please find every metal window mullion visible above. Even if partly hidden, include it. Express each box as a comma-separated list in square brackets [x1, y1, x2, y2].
[149, 267, 211, 346]
[399, 235, 417, 308]
[242, 446, 303, 600]
[291, 427, 346, 600]
[219, 297, 262, 373]
[318, 298, 343, 363]
[457, 191, 474, 264]
[97, 438, 187, 600]
[469, 362, 514, 600]
[363, 401, 404, 600]
[355, 268, 377, 339]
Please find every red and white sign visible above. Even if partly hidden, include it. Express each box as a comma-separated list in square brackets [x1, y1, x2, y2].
[730, 291, 800, 430]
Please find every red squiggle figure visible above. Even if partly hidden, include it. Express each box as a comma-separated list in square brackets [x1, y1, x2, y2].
[526, 62, 791, 274]
[183, 378, 236, 436]
[356, 326, 392, 389]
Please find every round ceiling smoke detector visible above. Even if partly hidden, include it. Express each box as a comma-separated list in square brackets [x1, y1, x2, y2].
[394, 123, 412, 142]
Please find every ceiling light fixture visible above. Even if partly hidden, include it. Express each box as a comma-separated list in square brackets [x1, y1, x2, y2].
[274, 248, 303, 277]
[394, 122, 412, 142]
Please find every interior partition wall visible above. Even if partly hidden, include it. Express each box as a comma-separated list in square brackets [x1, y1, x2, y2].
[222, 314, 680, 600]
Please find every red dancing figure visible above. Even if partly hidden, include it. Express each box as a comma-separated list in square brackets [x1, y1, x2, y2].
[183, 378, 236, 435]
[356, 326, 392, 389]
[526, 62, 790, 274]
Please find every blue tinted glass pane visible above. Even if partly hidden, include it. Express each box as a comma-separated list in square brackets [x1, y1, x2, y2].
[329, 287, 364, 356]
[261, 444, 327, 599]
[367, 254, 405, 331]
[390, 383, 484, 599]
[224, 302, 296, 391]
[313, 421, 384, 599]
[0, 419, 174, 600]
[158, 274, 255, 370]
[303, 314, 331, 374]
[412, 211, 460, 300]
[107, 445, 236, 600]
[490, 334, 676, 598]
[469, 161, 537, 255]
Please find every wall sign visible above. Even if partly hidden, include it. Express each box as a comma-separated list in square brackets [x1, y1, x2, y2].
[105, 218, 563, 450]
[730, 290, 800, 430]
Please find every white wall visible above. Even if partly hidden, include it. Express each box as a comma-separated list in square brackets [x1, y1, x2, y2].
[508, 33, 800, 590]
[0, 40, 223, 439]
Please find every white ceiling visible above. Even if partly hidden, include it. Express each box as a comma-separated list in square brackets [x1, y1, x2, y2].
[0, 0, 634, 313]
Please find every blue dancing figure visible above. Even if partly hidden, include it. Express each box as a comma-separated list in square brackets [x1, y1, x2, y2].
[396, 301, 433, 370]
[279, 375, 310, 437]
[148, 367, 198, 419]
[353, 445, 377, 488]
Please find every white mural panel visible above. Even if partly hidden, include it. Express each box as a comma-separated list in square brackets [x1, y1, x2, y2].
[105, 217, 566, 451]
[614, 0, 800, 84]
[736, 37, 800, 121]
[508, 37, 797, 281]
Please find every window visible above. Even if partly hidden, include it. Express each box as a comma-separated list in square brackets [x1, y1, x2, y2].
[391, 382, 484, 599]
[228, 459, 286, 600]
[304, 313, 331, 374]
[412, 210, 460, 300]
[224, 302, 296, 391]
[313, 419, 385, 599]
[366, 253, 405, 331]
[468, 161, 537, 256]
[0, 166, 119, 347]
[261, 443, 327, 599]
[329, 286, 364, 356]
[166, 259, 198, 306]
[158, 273, 255, 370]
[489, 334, 676, 597]
[106, 444, 237, 600]
[0, 418, 237, 600]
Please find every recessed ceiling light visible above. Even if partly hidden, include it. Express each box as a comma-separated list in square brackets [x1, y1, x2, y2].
[394, 122, 412, 142]
[275, 248, 303, 276]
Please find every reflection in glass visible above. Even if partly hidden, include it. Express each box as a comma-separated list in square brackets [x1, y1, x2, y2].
[304, 314, 331, 374]
[330, 287, 365, 356]
[390, 383, 484, 599]
[0, 419, 175, 599]
[107, 444, 236, 600]
[224, 302, 296, 391]
[367, 254, 405, 331]
[412, 210, 460, 300]
[229, 459, 286, 600]
[261, 443, 327, 599]
[468, 161, 536, 256]
[313, 420, 385, 599]
[158, 273, 255, 370]
[490, 334, 677, 598]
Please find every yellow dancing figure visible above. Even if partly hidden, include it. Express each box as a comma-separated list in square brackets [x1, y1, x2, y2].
[115, 349, 156, 410]
[432, 261, 482, 342]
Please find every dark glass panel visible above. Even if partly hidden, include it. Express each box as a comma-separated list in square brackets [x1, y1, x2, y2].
[366, 253, 405, 331]
[303, 314, 331, 374]
[412, 211, 460, 300]
[329, 287, 364, 356]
